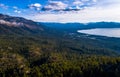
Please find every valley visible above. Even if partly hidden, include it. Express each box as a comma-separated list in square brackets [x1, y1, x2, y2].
[0, 14, 120, 77]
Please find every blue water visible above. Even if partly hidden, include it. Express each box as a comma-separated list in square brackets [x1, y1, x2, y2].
[78, 28, 120, 38]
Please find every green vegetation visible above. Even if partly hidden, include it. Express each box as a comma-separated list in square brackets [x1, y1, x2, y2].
[0, 34, 120, 77]
[1, 14, 120, 77]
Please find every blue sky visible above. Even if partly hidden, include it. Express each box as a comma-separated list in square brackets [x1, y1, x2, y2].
[0, 0, 120, 23]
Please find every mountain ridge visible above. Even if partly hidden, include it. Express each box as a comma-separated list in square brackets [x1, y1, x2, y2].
[0, 14, 44, 35]
[42, 22, 120, 30]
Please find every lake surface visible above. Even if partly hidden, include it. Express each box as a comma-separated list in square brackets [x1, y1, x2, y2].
[78, 28, 120, 38]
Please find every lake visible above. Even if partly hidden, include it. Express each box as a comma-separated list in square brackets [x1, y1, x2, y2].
[78, 28, 120, 38]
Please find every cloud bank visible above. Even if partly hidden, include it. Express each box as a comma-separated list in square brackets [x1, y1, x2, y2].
[25, 0, 120, 23]
[28, 7, 120, 23]
[1, 0, 120, 23]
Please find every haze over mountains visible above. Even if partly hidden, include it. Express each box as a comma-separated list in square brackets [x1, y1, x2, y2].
[0, 13, 120, 35]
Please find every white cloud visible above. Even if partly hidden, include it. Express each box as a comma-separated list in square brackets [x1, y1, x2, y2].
[95, 0, 120, 8]
[25, 0, 120, 23]
[75, 6, 81, 9]
[73, 1, 83, 6]
[92, 0, 97, 2]
[43, 1, 68, 11]
[30, 3, 41, 8]
[26, 7, 120, 23]
[29, 3, 41, 10]
[81, 0, 89, 2]
[13, 6, 18, 9]
[33, 3, 41, 8]
[0, 3, 8, 9]
[14, 10, 21, 13]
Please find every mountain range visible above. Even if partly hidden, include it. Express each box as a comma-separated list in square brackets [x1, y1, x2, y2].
[1, 14, 120, 77]
[1, 13, 120, 35]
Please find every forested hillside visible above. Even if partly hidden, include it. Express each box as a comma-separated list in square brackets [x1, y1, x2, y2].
[1, 35, 120, 77]
[0, 14, 120, 77]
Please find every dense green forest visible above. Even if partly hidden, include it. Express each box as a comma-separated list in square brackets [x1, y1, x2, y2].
[1, 14, 120, 77]
[0, 34, 120, 77]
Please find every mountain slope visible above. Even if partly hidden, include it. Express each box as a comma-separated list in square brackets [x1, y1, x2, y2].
[1, 14, 120, 77]
[0, 14, 44, 35]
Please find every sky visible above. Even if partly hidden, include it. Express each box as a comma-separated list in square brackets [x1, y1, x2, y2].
[0, 0, 120, 23]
